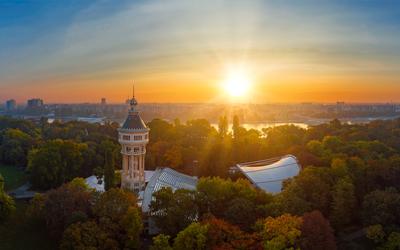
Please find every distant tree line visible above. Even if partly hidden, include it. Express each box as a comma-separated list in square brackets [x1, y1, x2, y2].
[0, 117, 120, 190]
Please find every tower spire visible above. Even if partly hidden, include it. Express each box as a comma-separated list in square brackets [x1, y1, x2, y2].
[129, 81, 138, 112]
[132, 80, 135, 98]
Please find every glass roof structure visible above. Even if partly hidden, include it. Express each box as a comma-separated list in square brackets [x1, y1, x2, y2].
[141, 167, 198, 212]
[236, 155, 301, 193]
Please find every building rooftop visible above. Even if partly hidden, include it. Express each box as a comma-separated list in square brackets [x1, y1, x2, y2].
[141, 167, 198, 212]
[120, 111, 148, 131]
[236, 155, 301, 193]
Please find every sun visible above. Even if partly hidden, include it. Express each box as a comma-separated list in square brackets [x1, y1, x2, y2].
[222, 70, 252, 98]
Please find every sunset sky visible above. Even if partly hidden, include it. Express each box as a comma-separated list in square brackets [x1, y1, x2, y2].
[0, 0, 400, 103]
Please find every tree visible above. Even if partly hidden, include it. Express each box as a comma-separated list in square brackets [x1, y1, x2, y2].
[218, 115, 228, 138]
[60, 220, 116, 250]
[102, 141, 116, 191]
[232, 115, 240, 140]
[164, 145, 183, 169]
[150, 234, 173, 250]
[366, 224, 386, 244]
[28, 139, 88, 189]
[93, 188, 142, 249]
[150, 187, 197, 236]
[274, 167, 333, 216]
[322, 136, 344, 154]
[0, 128, 34, 167]
[300, 211, 336, 250]
[0, 174, 15, 223]
[37, 182, 94, 237]
[224, 197, 257, 231]
[204, 217, 260, 249]
[380, 232, 400, 250]
[173, 222, 208, 250]
[258, 214, 303, 250]
[195, 177, 269, 224]
[362, 188, 400, 226]
[330, 178, 356, 229]
[199, 138, 229, 177]
[306, 140, 325, 157]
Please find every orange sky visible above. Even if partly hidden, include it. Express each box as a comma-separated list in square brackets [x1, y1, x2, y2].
[3, 73, 399, 104]
[1, 1, 399, 104]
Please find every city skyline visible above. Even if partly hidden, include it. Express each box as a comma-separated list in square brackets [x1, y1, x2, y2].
[1, 1, 400, 103]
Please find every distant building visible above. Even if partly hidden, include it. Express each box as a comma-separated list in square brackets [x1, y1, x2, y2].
[27, 98, 43, 108]
[101, 98, 106, 105]
[118, 91, 149, 192]
[5, 99, 16, 111]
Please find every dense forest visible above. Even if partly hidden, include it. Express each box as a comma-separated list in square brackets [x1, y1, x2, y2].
[1, 116, 400, 249]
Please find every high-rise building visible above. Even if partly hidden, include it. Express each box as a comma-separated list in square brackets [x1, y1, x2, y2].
[118, 91, 149, 192]
[5, 99, 16, 111]
[101, 98, 106, 105]
[27, 98, 43, 108]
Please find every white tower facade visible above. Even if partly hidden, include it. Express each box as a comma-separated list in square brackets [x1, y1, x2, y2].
[118, 93, 149, 192]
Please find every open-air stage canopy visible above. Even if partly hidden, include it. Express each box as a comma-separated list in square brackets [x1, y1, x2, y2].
[236, 155, 301, 193]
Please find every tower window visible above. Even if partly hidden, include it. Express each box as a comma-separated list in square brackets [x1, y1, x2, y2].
[134, 147, 140, 153]
[134, 135, 142, 140]
[126, 147, 131, 152]
[123, 135, 130, 140]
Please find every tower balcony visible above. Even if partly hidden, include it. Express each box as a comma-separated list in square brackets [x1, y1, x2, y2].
[118, 132, 149, 145]
[121, 145, 147, 155]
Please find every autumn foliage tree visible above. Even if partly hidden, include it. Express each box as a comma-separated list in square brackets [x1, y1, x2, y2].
[28, 180, 94, 238]
[300, 211, 336, 250]
[60, 188, 142, 249]
[258, 214, 303, 250]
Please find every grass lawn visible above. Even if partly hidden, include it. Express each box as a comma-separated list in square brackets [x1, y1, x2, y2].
[0, 164, 26, 191]
[0, 200, 57, 250]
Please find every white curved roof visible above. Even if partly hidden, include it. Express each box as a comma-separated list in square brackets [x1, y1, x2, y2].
[236, 155, 301, 193]
[85, 176, 105, 192]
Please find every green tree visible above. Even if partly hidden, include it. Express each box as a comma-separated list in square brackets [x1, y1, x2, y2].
[195, 177, 270, 224]
[102, 141, 116, 191]
[173, 222, 208, 250]
[380, 232, 400, 250]
[330, 178, 356, 229]
[93, 188, 142, 249]
[60, 220, 116, 250]
[150, 187, 197, 236]
[28, 139, 88, 189]
[274, 167, 333, 216]
[150, 234, 173, 250]
[0, 174, 16, 223]
[0, 128, 34, 166]
[366, 224, 386, 244]
[224, 197, 257, 231]
[362, 188, 400, 226]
